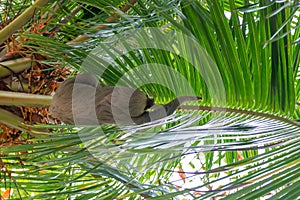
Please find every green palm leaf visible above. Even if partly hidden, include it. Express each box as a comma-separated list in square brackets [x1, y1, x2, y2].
[1, 0, 300, 199]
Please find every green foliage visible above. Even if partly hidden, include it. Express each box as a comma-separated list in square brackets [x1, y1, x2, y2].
[1, 0, 300, 199]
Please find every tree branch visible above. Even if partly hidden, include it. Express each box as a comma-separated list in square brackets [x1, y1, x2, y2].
[0, 0, 50, 45]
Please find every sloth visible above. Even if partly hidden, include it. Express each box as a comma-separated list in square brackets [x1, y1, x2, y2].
[50, 73, 199, 125]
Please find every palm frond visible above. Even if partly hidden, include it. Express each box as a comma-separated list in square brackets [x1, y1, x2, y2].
[1, 0, 300, 199]
[2, 107, 299, 198]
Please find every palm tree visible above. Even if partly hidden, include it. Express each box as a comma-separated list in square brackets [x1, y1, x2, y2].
[0, 0, 300, 199]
